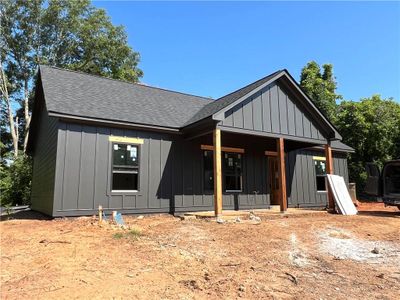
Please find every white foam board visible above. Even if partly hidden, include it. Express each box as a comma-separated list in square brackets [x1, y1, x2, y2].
[327, 174, 358, 215]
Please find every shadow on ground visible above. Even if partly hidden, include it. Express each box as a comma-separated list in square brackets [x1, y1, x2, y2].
[357, 210, 400, 218]
[1, 210, 52, 221]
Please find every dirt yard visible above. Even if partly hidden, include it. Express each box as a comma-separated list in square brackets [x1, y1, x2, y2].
[1, 204, 399, 299]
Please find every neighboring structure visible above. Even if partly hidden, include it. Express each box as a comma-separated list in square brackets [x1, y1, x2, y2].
[27, 66, 353, 217]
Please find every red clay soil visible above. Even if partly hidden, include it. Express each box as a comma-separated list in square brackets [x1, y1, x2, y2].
[1, 204, 399, 299]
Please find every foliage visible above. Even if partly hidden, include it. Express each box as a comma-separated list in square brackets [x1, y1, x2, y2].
[300, 61, 342, 122]
[0, 0, 142, 205]
[336, 95, 400, 191]
[0, 0, 143, 155]
[0, 154, 32, 206]
[112, 229, 142, 241]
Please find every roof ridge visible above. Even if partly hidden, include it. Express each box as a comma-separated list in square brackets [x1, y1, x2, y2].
[215, 69, 284, 101]
[39, 64, 214, 102]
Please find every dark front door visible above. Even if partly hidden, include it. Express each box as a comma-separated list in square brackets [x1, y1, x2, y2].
[268, 156, 280, 205]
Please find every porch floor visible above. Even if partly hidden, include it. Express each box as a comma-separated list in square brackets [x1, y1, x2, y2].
[183, 206, 328, 220]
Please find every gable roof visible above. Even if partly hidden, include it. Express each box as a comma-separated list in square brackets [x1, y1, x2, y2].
[37, 65, 342, 142]
[185, 70, 282, 126]
[39, 65, 213, 129]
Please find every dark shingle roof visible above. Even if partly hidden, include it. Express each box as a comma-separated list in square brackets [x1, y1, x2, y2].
[185, 70, 283, 125]
[40, 65, 213, 128]
[331, 141, 355, 152]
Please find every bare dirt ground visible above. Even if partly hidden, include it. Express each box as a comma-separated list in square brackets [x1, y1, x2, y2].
[1, 203, 399, 299]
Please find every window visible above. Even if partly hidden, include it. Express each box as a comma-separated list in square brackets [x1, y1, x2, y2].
[112, 143, 139, 191]
[224, 152, 243, 191]
[203, 151, 243, 192]
[314, 159, 327, 192]
[203, 151, 214, 191]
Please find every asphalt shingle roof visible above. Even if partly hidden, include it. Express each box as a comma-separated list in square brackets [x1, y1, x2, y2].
[185, 70, 283, 125]
[40, 65, 213, 129]
[38, 66, 352, 152]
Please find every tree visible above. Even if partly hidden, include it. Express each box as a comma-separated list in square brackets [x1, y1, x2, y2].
[300, 61, 341, 122]
[336, 95, 400, 191]
[0, 0, 143, 157]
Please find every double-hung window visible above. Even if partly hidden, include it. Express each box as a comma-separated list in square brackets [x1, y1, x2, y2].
[314, 159, 327, 192]
[203, 150, 243, 192]
[112, 143, 140, 191]
[224, 152, 242, 192]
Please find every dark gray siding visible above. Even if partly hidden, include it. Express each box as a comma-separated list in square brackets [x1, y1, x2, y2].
[221, 83, 327, 142]
[286, 149, 349, 208]
[52, 123, 271, 216]
[50, 121, 349, 216]
[30, 105, 58, 215]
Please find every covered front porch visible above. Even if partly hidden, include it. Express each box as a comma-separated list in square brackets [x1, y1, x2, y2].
[188, 127, 335, 217]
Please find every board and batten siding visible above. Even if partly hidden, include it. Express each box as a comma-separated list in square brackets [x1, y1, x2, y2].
[52, 122, 274, 216]
[221, 82, 327, 142]
[286, 149, 349, 208]
[35, 121, 350, 216]
[30, 105, 59, 215]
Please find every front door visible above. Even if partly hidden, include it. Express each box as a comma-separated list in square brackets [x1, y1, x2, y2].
[268, 156, 280, 205]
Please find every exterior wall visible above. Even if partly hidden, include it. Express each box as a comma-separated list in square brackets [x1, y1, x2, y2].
[30, 104, 59, 215]
[221, 82, 328, 143]
[286, 149, 349, 208]
[45, 121, 350, 217]
[53, 122, 270, 216]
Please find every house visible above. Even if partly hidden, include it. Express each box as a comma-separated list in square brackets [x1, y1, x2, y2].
[27, 66, 354, 217]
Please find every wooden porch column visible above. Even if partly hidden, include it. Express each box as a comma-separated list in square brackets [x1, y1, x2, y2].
[325, 144, 335, 210]
[277, 138, 287, 212]
[213, 128, 223, 217]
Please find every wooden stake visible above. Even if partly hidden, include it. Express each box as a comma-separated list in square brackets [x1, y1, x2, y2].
[213, 128, 223, 217]
[98, 205, 103, 223]
[325, 144, 334, 210]
[277, 138, 287, 212]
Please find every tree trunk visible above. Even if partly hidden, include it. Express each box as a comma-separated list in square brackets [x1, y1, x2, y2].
[0, 60, 19, 158]
[23, 78, 31, 153]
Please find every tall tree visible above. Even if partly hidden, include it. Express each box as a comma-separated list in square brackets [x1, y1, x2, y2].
[300, 61, 341, 122]
[0, 0, 143, 157]
[336, 95, 400, 191]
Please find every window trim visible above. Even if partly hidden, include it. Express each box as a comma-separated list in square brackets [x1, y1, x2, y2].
[110, 142, 141, 193]
[314, 158, 327, 192]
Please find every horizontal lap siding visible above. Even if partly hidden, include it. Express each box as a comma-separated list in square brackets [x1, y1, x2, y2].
[30, 105, 58, 216]
[221, 83, 327, 143]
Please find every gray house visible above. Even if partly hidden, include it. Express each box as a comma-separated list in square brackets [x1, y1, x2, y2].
[27, 66, 353, 217]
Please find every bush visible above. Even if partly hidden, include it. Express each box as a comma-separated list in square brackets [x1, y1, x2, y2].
[0, 154, 32, 206]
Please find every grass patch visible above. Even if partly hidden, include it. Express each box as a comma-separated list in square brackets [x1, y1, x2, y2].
[112, 232, 124, 239]
[112, 228, 142, 241]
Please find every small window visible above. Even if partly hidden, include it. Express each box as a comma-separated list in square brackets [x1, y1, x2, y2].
[112, 143, 139, 191]
[224, 152, 242, 192]
[203, 151, 214, 191]
[314, 159, 327, 192]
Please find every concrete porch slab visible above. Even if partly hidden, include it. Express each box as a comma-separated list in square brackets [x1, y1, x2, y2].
[182, 207, 328, 221]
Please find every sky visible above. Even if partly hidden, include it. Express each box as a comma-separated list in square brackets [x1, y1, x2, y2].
[93, 1, 400, 102]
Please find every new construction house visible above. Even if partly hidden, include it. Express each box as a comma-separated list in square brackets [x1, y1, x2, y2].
[27, 66, 353, 217]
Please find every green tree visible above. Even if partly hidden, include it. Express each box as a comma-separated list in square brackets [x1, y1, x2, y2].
[0, 0, 143, 206]
[336, 95, 400, 191]
[1, 0, 143, 156]
[300, 61, 341, 122]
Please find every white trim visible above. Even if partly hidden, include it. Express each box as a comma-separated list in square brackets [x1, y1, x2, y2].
[226, 190, 242, 193]
[111, 190, 139, 193]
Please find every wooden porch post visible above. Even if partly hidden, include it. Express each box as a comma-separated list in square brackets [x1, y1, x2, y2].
[277, 138, 287, 212]
[325, 143, 335, 210]
[213, 128, 223, 217]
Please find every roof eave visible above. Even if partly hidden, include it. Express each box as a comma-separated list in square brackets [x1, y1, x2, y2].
[48, 111, 182, 134]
